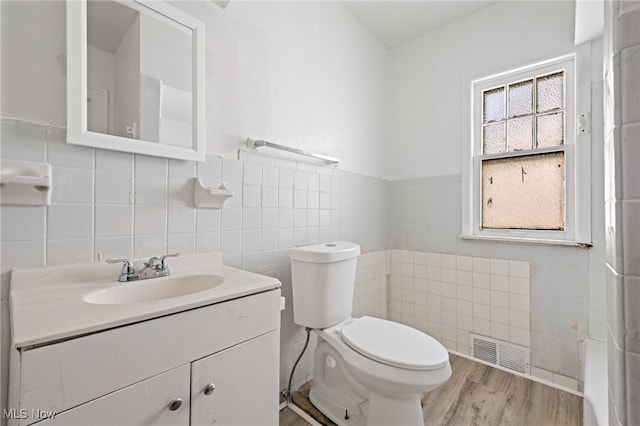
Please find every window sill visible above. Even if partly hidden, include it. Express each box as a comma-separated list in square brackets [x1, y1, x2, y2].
[459, 234, 592, 248]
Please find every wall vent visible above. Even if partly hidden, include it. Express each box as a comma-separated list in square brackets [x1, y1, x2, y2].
[470, 334, 530, 374]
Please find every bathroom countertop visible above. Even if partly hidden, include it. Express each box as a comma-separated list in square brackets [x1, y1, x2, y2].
[9, 252, 281, 349]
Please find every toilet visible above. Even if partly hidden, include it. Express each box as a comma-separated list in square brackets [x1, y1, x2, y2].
[289, 241, 452, 426]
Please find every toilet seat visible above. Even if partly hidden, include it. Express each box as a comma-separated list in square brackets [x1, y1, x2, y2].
[340, 316, 449, 371]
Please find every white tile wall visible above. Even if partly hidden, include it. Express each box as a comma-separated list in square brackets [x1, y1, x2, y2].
[1, 120, 597, 399]
[0, 125, 390, 399]
[389, 249, 530, 355]
[353, 251, 388, 319]
[604, 1, 640, 424]
[391, 176, 589, 382]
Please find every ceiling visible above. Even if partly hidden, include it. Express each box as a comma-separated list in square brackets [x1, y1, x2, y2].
[342, 1, 501, 48]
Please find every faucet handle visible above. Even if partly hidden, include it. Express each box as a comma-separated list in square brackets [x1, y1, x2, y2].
[160, 252, 180, 269]
[106, 258, 135, 282]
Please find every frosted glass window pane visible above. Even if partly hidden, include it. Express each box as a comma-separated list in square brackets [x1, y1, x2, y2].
[507, 117, 533, 152]
[508, 80, 533, 118]
[536, 72, 564, 113]
[483, 87, 505, 123]
[536, 112, 564, 148]
[483, 123, 505, 154]
[482, 152, 564, 230]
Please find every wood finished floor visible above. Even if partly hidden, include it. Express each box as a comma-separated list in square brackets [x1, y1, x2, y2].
[280, 354, 583, 426]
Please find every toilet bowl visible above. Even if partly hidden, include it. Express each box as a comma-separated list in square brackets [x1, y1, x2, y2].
[289, 242, 451, 426]
[310, 317, 451, 426]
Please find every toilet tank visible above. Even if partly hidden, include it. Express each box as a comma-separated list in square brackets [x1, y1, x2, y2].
[289, 241, 361, 329]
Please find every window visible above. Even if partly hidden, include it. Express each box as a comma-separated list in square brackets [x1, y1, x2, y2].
[461, 51, 592, 245]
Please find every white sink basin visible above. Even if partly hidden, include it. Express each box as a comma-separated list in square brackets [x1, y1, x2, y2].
[82, 274, 225, 305]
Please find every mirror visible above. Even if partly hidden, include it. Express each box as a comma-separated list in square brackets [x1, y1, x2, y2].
[66, 0, 205, 161]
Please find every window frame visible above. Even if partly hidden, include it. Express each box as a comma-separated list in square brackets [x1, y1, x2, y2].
[461, 47, 592, 246]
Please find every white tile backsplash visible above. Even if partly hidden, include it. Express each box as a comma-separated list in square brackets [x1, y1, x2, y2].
[168, 206, 196, 234]
[490, 259, 509, 276]
[46, 239, 93, 265]
[196, 155, 221, 180]
[167, 233, 195, 255]
[221, 208, 243, 231]
[135, 155, 167, 176]
[52, 168, 94, 204]
[95, 171, 132, 205]
[0, 240, 45, 271]
[1, 122, 47, 161]
[243, 162, 262, 185]
[262, 165, 278, 187]
[1, 206, 46, 242]
[262, 186, 278, 208]
[293, 189, 307, 209]
[2, 120, 593, 397]
[221, 158, 243, 184]
[47, 136, 94, 169]
[134, 235, 167, 258]
[390, 249, 537, 373]
[261, 229, 278, 251]
[134, 205, 167, 235]
[242, 208, 262, 230]
[167, 177, 193, 207]
[196, 209, 220, 233]
[47, 205, 93, 240]
[134, 174, 167, 205]
[95, 205, 133, 237]
[243, 184, 261, 208]
[261, 208, 278, 229]
[94, 236, 133, 261]
[294, 171, 308, 190]
[96, 150, 133, 173]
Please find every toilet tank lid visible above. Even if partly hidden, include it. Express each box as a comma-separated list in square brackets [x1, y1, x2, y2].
[289, 241, 361, 263]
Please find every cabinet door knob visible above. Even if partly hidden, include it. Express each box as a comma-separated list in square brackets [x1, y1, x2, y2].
[204, 383, 215, 395]
[168, 398, 182, 411]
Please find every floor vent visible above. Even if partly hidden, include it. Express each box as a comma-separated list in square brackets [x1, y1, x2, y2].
[470, 334, 530, 374]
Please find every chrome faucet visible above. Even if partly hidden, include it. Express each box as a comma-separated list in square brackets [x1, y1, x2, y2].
[107, 253, 180, 282]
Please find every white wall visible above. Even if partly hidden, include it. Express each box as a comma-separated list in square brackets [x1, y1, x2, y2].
[175, 1, 389, 177]
[115, 15, 140, 138]
[0, 1, 388, 421]
[1, 1, 66, 125]
[387, 1, 576, 180]
[139, 13, 192, 93]
[386, 0, 607, 385]
[87, 46, 116, 134]
[1, 0, 388, 177]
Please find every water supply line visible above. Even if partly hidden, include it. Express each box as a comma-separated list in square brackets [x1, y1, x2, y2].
[281, 327, 312, 402]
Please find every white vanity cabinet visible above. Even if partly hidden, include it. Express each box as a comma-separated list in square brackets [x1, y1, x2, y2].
[10, 289, 281, 426]
[31, 365, 191, 426]
[190, 331, 280, 425]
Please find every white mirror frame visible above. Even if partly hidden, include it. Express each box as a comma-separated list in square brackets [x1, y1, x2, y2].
[66, 0, 206, 161]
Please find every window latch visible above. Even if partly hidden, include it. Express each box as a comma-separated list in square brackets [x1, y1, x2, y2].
[578, 112, 591, 135]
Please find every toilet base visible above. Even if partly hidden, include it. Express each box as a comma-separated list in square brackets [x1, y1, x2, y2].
[367, 393, 424, 426]
[309, 333, 437, 426]
[309, 386, 425, 426]
[309, 388, 366, 426]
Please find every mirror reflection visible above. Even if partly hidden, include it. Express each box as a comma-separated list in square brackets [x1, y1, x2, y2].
[86, 1, 193, 149]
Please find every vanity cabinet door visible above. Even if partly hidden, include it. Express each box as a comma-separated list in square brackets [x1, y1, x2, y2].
[35, 365, 190, 426]
[190, 330, 280, 426]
